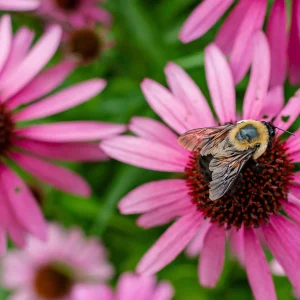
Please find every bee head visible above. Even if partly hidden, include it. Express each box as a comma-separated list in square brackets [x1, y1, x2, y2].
[261, 121, 276, 148]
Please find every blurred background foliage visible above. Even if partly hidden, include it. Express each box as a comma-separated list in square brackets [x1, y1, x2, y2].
[2, 0, 299, 299]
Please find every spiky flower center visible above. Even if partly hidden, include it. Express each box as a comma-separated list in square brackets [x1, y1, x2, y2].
[0, 104, 14, 156]
[55, 0, 80, 11]
[34, 264, 73, 299]
[185, 138, 294, 229]
[68, 28, 102, 62]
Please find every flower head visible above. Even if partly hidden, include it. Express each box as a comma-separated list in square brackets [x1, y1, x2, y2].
[0, 15, 126, 252]
[180, 0, 300, 85]
[101, 31, 300, 299]
[1, 223, 114, 300]
[0, 0, 39, 11]
[73, 273, 174, 300]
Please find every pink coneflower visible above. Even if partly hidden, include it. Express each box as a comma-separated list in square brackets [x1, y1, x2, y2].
[73, 273, 174, 300]
[0, 15, 125, 252]
[101, 31, 300, 300]
[37, 0, 112, 29]
[179, 0, 299, 86]
[1, 223, 114, 300]
[0, 0, 39, 11]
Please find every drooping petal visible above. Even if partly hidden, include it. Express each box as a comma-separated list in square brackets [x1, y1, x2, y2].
[137, 212, 202, 275]
[244, 228, 276, 300]
[229, 0, 267, 83]
[0, 227, 6, 255]
[7, 60, 75, 110]
[267, 0, 287, 87]
[129, 117, 179, 148]
[286, 129, 300, 153]
[199, 223, 225, 287]
[0, 165, 46, 240]
[262, 215, 300, 295]
[9, 152, 91, 197]
[243, 31, 271, 120]
[164, 62, 215, 126]
[179, 0, 234, 43]
[282, 202, 300, 225]
[141, 79, 197, 134]
[0, 25, 62, 101]
[152, 281, 174, 300]
[14, 139, 108, 162]
[270, 260, 285, 276]
[15, 121, 126, 142]
[101, 136, 188, 172]
[0, 15, 12, 75]
[14, 79, 106, 121]
[229, 226, 244, 265]
[204, 44, 236, 124]
[119, 179, 188, 214]
[273, 96, 300, 134]
[260, 85, 284, 119]
[0, 0, 39, 11]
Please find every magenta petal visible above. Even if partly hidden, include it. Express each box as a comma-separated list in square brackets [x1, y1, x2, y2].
[0, 25, 62, 101]
[137, 212, 202, 275]
[229, 227, 244, 265]
[262, 216, 300, 295]
[141, 79, 197, 134]
[199, 223, 225, 287]
[273, 96, 300, 134]
[14, 139, 108, 162]
[129, 117, 179, 148]
[83, 7, 112, 25]
[119, 179, 188, 214]
[286, 129, 300, 155]
[15, 121, 126, 142]
[205, 44, 236, 124]
[15, 79, 106, 121]
[8, 60, 75, 110]
[244, 228, 276, 300]
[229, 0, 267, 83]
[267, 0, 287, 87]
[243, 31, 271, 120]
[164, 62, 215, 127]
[0, 228, 6, 255]
[282, 202, 300, 225]
[0, 0, 39, 11]
[260, 85, 284, 119]
[0, 165, 46, 240]
[0, 15, 12, 75]
[101, 136, 188, 172]
[153, 282, 174, 300]
[10, 152, 91, 197]
[179, 0, 234, 43]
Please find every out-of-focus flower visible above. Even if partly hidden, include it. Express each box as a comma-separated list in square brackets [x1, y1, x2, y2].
[73, 273, 174, 300]
[2, 223, 114, 300]
[101, 31, 300, 300]
[0, 15, 126, 252]
[179, 0, 300, 86]
[0, 0, 39, 11]
[37, 0, 112, 29]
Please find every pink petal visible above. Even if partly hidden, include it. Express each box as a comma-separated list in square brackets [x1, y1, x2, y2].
[14, 139, 108, 162]
[7, 60, 76, 110]
[243, 31, 271, 120]
[199, 223, 225, 287]
[137, 212, 202, 275]
[270, 260, 285, 276]
[83, 6, 112, 25]
[229, 0, 267, 83]
[119, 179, 188, 214]
[14, 79, 106, 121]
[204, 44, 236, 124]
[288, 0, 300, 85]
[164, 62, 215, 127]
[0, 15, 12, 75]
[179, 0, 234, 43]
[0, 165, 46, 240]
[215, 0, 252, 55]
[286, 129, 300, 154]
[9, 152, 91, 197]
[15, 121, 126, 142]
[229, 227, 244, 265]
[141, 79, 196, 134]
[0, 25, 62, 101]
[129, 117, 179, 148]
[244, 228, 276, 300]
[260, 85, 284, 119]
[0, 0, 39, 11]
[262, 215, 300, 295]
[282, 202, 300, 225]
[267, 0, 287, 87]
[101, 136, 188, 172]
[153, 281, 174, 300]
[273, 96, 300, 134]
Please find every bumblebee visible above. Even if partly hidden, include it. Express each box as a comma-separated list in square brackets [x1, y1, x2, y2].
[178, 120, 277, 201]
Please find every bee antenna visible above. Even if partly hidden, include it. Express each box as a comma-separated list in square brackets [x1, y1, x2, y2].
[274, 126, 295, 136]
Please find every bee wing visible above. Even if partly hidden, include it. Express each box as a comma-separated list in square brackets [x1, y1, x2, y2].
[208, 147, 256, 201]
[178, 123, 234, 155]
